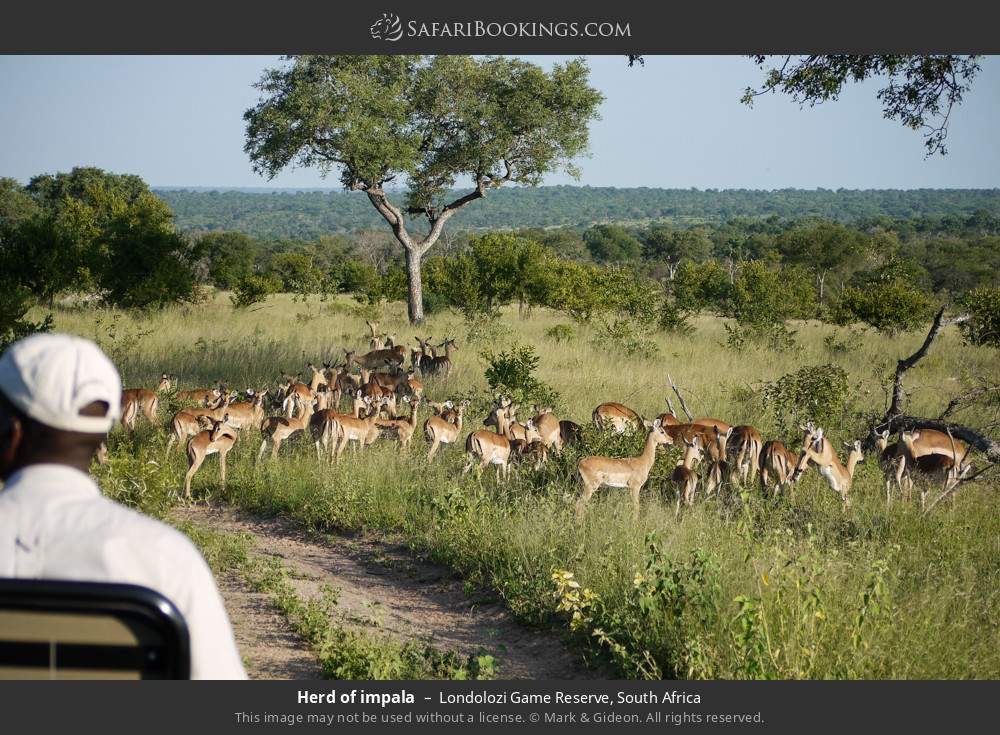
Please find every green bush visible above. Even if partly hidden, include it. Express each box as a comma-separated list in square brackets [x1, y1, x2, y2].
[481, 344, 559, 408]
[544, 323, 576, 343]
[761, 363, 851, 437]
[230, 273, 281, 308]
[958, 286, 1000, 347]
[831, 280, 935, 335]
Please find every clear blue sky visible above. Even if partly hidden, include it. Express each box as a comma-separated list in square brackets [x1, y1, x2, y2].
[1, 55, 997, 189]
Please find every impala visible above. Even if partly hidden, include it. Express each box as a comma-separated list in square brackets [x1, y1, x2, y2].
[791, 427, 864, 508]
[311, 389, 366, 460]
[346, 345, 405, 372]
[222, 389, 269, 432]
[280, 372, 313, 417]
[376, 396, 421, 450]
[424, 401, 467, 461]
[592, 402, 644, 434]
[307, 362, 330, 393]
[671, 435, 704, 515]
[691, 417, 733, 433]
[530, 406, 564, 455]
[166, 393, 230, 453]
[874, 430, 909, 502]
[183, 413, 237, 501]
[899, 429, 971, 507]
[258, 393, 316, 461]
[176, 382, 224, 404]
[703, 426, 733, 497]
[422, 338, 457, 377]
[120, 387, 159, 432]
[727, 425, 763, 485]
[465, 419, 539, 480]
[331, 397, 383, 460]
[366, 320, 383, 350]
[758, 440, 799, 498]
[576, 418, 671, 517]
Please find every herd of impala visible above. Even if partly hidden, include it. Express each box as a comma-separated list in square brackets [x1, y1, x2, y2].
[117, 325, 974, 515]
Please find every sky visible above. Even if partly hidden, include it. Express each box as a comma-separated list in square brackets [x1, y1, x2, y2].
[0, 55, 998, 190]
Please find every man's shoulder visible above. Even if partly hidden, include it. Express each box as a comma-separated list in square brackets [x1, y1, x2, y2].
[89, 497, 203, 559]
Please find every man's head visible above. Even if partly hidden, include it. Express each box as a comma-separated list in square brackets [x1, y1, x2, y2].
[0, 333, 121, 479]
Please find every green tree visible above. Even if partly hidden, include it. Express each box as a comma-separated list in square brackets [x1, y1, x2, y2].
[775, 221, 868, 302]
[641, 225, 713, 272]
[583, 224, 642, 262]
[832, 281, 935, 335]
[958, 286, 1000, 347]
[0, 178, 40, 228]
[267, 251, 322, 298]
[244, 55, 603, 324]
[201, 232, 259, 290]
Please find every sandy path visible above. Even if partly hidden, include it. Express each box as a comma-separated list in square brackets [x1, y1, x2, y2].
[173, 504, 594, 680]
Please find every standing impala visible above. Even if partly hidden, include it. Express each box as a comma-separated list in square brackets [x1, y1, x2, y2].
[222, 389, 268, 432]
[899, 429, 971, 507]
[376, 396, 421, 450]
[183, 413, 237, 501]
[423, 338, 457, 378]
[166, 393, 231, 453]
[759, 440, 800, 498]
[791, 426, 865, 509]
[306, 363, 330, 393]
[531, 406, 564, 455]
[332, 397, 383, 460]
[576, 418, 671, 517]
[727, 425, 763, 485]
[671, 434, 704, 515]
[311, 389, 366, 460]
[424, 400, 467, 461]
[258, 393, 316, 461]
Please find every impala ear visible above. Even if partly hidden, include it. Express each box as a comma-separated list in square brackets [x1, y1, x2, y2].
[879, 429, 889, 440]
[652, 418, 661, 429]
[909, 430, 920, 441]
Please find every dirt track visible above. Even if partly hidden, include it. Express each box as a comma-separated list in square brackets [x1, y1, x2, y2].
[172, 504, 594, 680]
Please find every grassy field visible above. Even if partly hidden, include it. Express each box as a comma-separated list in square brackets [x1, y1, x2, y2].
[43, 292, 1000, 679]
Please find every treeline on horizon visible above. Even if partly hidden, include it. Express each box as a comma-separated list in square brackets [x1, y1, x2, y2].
[156, 186, 1000, 240]
[2, 168, 1000, 355]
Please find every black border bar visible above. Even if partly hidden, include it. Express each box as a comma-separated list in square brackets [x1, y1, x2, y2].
[2, 0, 999, 53]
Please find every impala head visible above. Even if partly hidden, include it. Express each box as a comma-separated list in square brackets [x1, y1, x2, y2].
[900, 429, 921, 453]
[843, 439, 865, 466]
[648, 417, 670, 446]
[792, 425, 825, 481]
[681, 432, 703, 460]
[523, 419, 542, 443]
[157, 373, 172, 391]
[874, 428, 891, 452]
[209, 413, 231, 441]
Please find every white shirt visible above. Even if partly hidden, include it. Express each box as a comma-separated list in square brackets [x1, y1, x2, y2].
[0, 464, 247, 680]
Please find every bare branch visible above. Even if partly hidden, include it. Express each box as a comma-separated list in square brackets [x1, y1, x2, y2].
[668, 374, 695, 422]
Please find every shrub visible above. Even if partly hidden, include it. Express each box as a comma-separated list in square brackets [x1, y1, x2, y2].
[658, 299, 694, 335]
[831, 280, 935, 335]
[591, 318, 661, 359]
[761, 363, 850, 437]
[230, 273, 281, 308]
[481, 344, 559, 408]
[544, 324, 576, 343]
[958, 286, 1000, 348]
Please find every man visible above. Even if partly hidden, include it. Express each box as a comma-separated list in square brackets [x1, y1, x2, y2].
[0, 333, 246, 679]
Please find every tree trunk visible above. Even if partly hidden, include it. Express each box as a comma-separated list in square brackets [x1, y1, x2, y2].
[405, 247, 425, 325]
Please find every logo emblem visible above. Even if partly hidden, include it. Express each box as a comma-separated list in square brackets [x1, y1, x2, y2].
[370, 13, 403, 41]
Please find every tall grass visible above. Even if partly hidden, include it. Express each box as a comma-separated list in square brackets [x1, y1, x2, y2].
[48, 293, 1000, 679]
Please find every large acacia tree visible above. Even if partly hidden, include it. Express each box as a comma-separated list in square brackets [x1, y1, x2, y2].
[244, 55, 603, 324]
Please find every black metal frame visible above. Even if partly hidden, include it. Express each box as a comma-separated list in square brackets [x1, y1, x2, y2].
[0, 579, 190, 679]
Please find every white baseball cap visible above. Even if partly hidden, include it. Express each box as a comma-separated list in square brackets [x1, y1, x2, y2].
[0, 333, 122, 434]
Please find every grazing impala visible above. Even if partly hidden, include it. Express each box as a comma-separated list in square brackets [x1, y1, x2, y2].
[424, 400, 467, 461]
[465, 419, 539, 479]
[346, 345, 405, 372]
[559, 419, 582, 447]
[176, 382, 224, 404]
[576, 418, 671, 517]
[258, 393, 316, 461]
[183, 414, 237, 501]
[692, 417, 733, 433]
[759, 440, 800, 498]
[592, 402, 644, 434]
[727, 425, 763, 484]
[899, 429, 971, 507]
[791, 427, 865, 508]
[671, 434, 704, 515]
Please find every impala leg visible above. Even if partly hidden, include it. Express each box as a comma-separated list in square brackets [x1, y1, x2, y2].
[427, 439, 440, 462]
[257, 439, 268, 462]
[183, 454, 204, 501]
[575, 481, 597, 518]
[219, 451, 228, 490]
[629, 484, 641, 519]
[271, 438, 281, 461]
